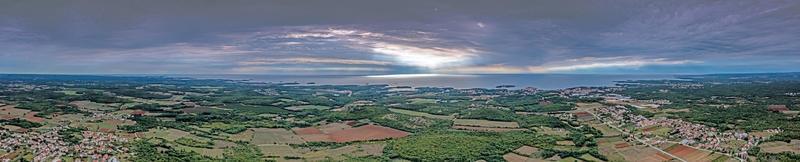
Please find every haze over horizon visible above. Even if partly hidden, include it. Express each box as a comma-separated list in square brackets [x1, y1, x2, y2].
[2, 0, 799, 75]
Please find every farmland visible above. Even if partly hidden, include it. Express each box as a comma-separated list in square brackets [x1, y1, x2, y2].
[2, 73, 800, 161]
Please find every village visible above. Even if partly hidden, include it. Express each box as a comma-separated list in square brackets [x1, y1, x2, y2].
[590, 101, 783, 161]
[0, 125, 127, 162]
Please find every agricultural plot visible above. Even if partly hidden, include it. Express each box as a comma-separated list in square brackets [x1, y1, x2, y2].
[595, 137, 671, 162]
[503, 153, 545, 162]
[453, 119, 520, 128]
[72, 119, 135, 132]
[389, 108, 455, 120]
[70, 101, 120, 112]
[258, 144, 305, 157]
[327, 124, 410, 143]
[250, 128, 305, 145]
[513, 146, 541, 156]
[229, 129, 254, 142]
[293, 127, 332, 142]
[662, 144, 734, 162]
[0, 105, 29, 119]
[143, 128, 206, 142]
[641, 126, 672, 137]
[318, 123, 353, 133]
[618, 145, 673, 162]
[175, 145, 225, 158]
[578, 154, 602, 161]
[758, 140, 800, 154]
[589, 123, 621, 137]
[302, 143, 385, 161]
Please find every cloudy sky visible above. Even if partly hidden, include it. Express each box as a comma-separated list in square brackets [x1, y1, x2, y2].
[1, 0, 799, 74]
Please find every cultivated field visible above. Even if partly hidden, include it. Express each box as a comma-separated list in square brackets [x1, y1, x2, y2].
[292, 127, 332, 142]
[513, 145, 540, 156]
[590, 123, 621, 137]
[258, 144, 305, 157]
[250, 128, 305, 145]
[0, 105, 29, 119]
[327, 124, 409, 143]
[596, 137, 673, 162]
[759, 140, 800, 154]
[229, 129, 254, 142]
[662, 144, 735, 162]
[302, 142, 385, 161]
[70, 101, 120, 112]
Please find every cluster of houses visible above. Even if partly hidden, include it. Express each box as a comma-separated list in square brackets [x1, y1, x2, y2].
[0, 126, 127, 162]
[594, 105, 766, 159]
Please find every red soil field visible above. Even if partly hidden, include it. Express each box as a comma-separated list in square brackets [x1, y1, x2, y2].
[665, 144, 712, 162]
[293, 127, 324, 135]
[298, 134, 333, 142]
[327, 124, 409, 143]
[24, 112, 45, 123]
[615, 143, 631, 149]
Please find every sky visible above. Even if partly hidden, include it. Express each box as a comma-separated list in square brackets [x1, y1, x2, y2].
[1, 0, 799, 75]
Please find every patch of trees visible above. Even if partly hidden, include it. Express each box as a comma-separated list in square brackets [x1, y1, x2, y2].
[385, 131, 558, 162]
[0, 119, 42, 128]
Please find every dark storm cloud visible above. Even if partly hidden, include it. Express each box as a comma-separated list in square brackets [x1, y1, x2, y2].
[1, 0, 799, 74]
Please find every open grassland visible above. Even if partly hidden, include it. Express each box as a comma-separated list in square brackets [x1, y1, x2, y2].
[590, 123, 621, 137]
[759, 140, 800, 154]
[302, 142, 385, 161]
[229, 129, 254, 142]
[70, 101, 120, 112]
[250, 128, 305, 145]
[513, 145, 541, 156]
[453, 119, 520, 128]
[175, 145, 225, 158]
[258, 144, 305, 157]
[71, 119, 135, 132]
[503, 153, 546, 162]
[143, 128, 207, 142]
[0, 105, 29, 119]
[389, 108, 455, 120]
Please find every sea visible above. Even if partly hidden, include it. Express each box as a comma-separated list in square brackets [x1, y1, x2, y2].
[172, 74, 675, 90]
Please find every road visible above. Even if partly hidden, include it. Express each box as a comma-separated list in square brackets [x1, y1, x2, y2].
[584, 107, 746, 162]
[584, 110, 688, 162]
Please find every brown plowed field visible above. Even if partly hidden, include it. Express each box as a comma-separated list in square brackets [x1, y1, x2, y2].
[327, 125, 409, 143]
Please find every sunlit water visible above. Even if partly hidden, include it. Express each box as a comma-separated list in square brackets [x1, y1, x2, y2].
[171, 74, 675, 90]
[175, 74, 675, 90]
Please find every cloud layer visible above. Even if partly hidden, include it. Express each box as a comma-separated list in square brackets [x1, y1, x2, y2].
[1, 0, 799, 74]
